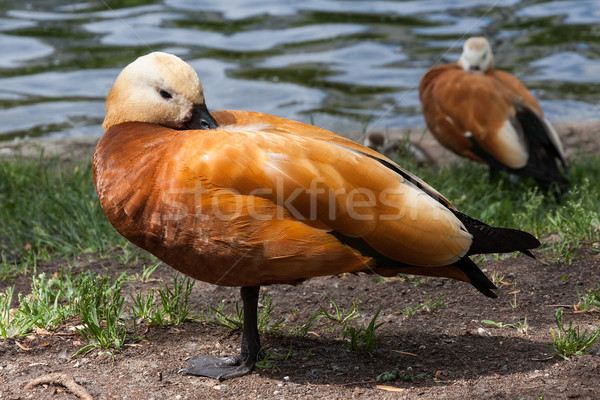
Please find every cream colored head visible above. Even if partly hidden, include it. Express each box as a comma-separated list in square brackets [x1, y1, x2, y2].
[103, 52, 210, 131]
[458, 37, 494, 73]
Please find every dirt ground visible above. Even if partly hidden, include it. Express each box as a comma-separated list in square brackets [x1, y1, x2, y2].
[1, 250, 599, 400]
[0, 122, 599, 400]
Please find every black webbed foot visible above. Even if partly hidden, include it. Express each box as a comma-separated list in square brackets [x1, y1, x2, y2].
[179, 286, 262, 381]
[181, 354, 255, 380]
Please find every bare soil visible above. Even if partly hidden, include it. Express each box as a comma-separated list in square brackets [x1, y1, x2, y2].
[1, 251, 600, 399]
[0, 122, 599, 399]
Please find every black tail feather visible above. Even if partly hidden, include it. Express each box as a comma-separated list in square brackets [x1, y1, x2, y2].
[454, 211, 541, 257]
[521, 249, 535, 258]
[454, 257, 497, 298]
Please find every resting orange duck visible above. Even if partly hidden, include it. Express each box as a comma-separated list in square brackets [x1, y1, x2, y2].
[419, 37, 569, 193]
[93, 52, 540, 380]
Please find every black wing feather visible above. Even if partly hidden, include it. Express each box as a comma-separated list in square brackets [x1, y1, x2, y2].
[468, 105, 569, 194]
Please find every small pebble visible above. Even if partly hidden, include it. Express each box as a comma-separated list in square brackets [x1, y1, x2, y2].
[477, 327, 491, 336]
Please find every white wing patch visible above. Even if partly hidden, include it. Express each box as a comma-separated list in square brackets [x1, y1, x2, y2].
[265, 152, 290, 162]
[445, 115, 456, 126]
[542, 117, 566, 162]
[496, 120, 528, 169]
[219, 123, 273, 132]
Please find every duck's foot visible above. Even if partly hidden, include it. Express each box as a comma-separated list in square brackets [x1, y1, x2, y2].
[180, 286, 262, 381]
[181, 354, 254, 380]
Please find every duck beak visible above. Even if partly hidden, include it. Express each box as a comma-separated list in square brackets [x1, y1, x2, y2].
[185, 103, 218, 130]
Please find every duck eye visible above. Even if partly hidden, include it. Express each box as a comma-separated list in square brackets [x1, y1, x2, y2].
[159, 89, 172, 99]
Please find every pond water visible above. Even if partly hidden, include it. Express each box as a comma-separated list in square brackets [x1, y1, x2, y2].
[1, 0, 599, 142]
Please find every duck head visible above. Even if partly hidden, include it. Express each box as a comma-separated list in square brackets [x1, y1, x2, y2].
[458, 37, 494, 74]
[103, 52, 218, 131]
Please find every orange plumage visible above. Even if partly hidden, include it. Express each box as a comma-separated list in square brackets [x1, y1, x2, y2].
[419, 37, 569, 193]
[94, 111, 474, 284]
[93, 52, 540, 380]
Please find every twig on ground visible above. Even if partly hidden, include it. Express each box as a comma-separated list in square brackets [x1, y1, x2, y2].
[24, 373, 93, 400]
[340, 379, 377, 387]
[15, 341, 32, 351]
[391, 350, 418, 357]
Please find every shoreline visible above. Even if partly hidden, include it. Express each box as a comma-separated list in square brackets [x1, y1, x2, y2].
[0, 120, 598, 166]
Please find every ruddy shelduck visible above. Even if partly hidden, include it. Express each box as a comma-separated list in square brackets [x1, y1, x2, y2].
[93, 52, 540, 380]
[419, 37, 569, 193]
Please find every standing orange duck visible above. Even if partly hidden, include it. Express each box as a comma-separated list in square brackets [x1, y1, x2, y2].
[419, 37, 569, 193]
[93, 52, 540, 380]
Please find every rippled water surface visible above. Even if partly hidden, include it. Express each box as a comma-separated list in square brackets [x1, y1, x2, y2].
[1, 0, 599, 141]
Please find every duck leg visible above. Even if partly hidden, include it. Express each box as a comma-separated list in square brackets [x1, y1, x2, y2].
[182, 286, 263, 380]
[488, 166, 501, 184]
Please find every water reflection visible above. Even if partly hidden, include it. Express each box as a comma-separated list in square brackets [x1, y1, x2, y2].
[540, 100, 600, 122]
[187, 58, 326, 118]
[259, 43, 413, 87]
[86, 18, 367, 51]
[0, 0, 599, 141]
[0, 101, 104, 138]
[7, 5, 165, 21]
[166, 0, 313, 19]
[527, 53, 600, 83]
[163, 0, 518, 19]
[0, 33, 53, 68]
[414, 15, 491, 35]
[0, 17, 36, 30]
[517, 1, 600, 24]
[0, 69, 117, 98]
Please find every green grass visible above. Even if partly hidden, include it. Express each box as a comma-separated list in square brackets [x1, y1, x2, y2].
[400, 293, 447, 316]
[293, 294, 361, 337]
[574, 284, 600, 313]
[75, 278, 128, 357]
[254, 344, 294, 371]
[315, 295, 361, 333]
[400, 303, 423, 316]
[0, 286, 16, 338]
[0, 251, 39, 281]
[342, 307, 384, 353]
[481, 317, 529, 334]
[0, 267, 129, 345]
[293, 295, 384, 353]
[548, 308, 600, 360]
[200, 292, 286, 334]
[0, 265, 197, 356]
[200, 298, 244, 331]
[130, 273, 196, 328]
[0, 156, 124, 261]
